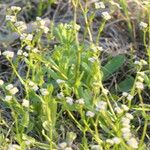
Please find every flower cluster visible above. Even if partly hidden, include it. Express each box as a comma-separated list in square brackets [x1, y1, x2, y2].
[6, 6, 21, 23]
[17, 49, 28, 57]
[36, 17, 49, 34]
[106, 137, 121, 145]
[28, 81, 39, 91]
[122, 92, 133, 101]
[134, 59, 147, 66]
[76, 98, 85, 105]
[66, 97, 74, 105]
[0, 79, 4, 85]
[6, 15, 16, 22]
[22, 99, 29, 108]
[94, 2, 105, 9]
[57, 92, 64, 99]
[64, 23, 80, 31]
[121, 113, 138, 149]
[20, 33, 33, 41]
[91, 44, 103, 52]
[2, 51, 14, 58]
[114, 104, 129, 114]
[8, 144, 21, 150]
[101, 12, 111, 20]
[56, 79, 65, 84]
[14, 21, 27, 31]
[40, 88, 49, 96]
[139, 22, 148, 30]
[5, 84, 19, 95]
[96, 101, 107, 111]
[86, 111, 95, 117]
[58, 142, 73, 150]
[135, 72, 145, 90]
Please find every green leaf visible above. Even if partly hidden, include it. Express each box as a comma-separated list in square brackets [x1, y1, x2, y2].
[102, 55, 126, 80]
[118, 76, 135, 92]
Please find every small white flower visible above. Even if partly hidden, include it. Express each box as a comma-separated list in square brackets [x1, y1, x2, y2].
[66, 97, 73, 105]
[64, 147, 73, 150]
[25, 140, 31, 145]
[127, 94, 133, 101]
[91, 45, 103, 52]
[39, 20, 46, 26]
[86, 111, 95, 117]
[22, 99, 29, 107]
[32, 48, 39, 53]
[121, 117, 130, 126]
[36, 17, 42, 21]
[10, 6, 21, 12]
[91, 145, 100, 150]
[74, 24, 80, 31]
[2, 51, 14, 58]
[8, 144, 21, 150]
[106, 139, 114, 145]
[139, 22, 148, 30]
[127, 137, 138, 149]
[102, 88, 109, 95]
[137, 72, 145, 77]
[6, 15, 16, 22]
[17, 49, 23, 55]
[125, 113, 134, 120]
[121, 127, 130, 133]
[6, 84, 14, 90]
[134, 60, 141, 65]
[57, 92, 64, 99]
[122, 132, 132, 139]
[5, 95, 12, 101]
[26, 34, 33, 41]
[40, 26, 49, 34]
[76, 98, 85, 105]
[140, 59, 147, 65]
[14, 21, 24, 27]
[122, 92, 128, 97]
[20, 33, 27, 40]
[29, 81, 35, 86]
[28, 81, 38, 91]
[112, 137, 121, 144]
[114, 107, 123, 114]
[96, 101, 107, 111]
[0, 79, 4, 85]
[23, 52, 28, 57]
[121, 104, 129, 111]
[102, 12, 111, 20]
[56, 79, 65, 84]
[32, 85, 39, 91]
[10, 87, 19, 95]
[65, 24, 73, 30]
[40, 88, 49, 96]
[25, 46, 31, 51]
[88, 57, 97, 63]
[59, 142, 67, 149]
[14, 21, 27, 31]
[137, 76, 144, 82]
[95, 2, 105, 9]
[135, 82, 144, 90]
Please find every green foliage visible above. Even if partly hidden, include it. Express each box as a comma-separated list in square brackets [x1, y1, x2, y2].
[102, 55, 126, 80]
[118, 76, 135, 92]
[0, 0, 149, 149]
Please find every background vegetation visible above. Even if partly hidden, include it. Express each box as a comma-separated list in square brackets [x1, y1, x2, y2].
[0, 0, 149, 149]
